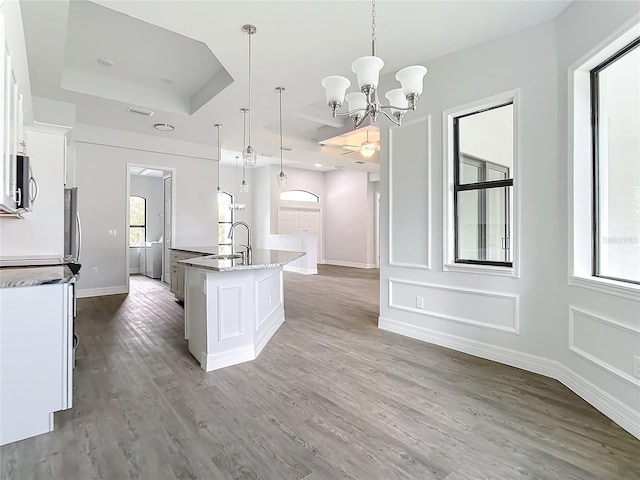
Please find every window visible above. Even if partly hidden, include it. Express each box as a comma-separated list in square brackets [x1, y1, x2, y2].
[591, 38, 640, 285]
[453, 103, 514, 266]
[217, 191, 233, 254]
[280, 190, 319, 202]
[129, 195, 146, 246]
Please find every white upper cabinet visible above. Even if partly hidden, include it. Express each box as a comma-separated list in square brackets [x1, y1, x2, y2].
[0, 1, 32, 214]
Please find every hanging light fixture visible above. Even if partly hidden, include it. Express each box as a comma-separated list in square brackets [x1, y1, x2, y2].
[321, 0, 427, 129]
[240, 108, 249, 192]
[242, 24, 257, 166]
[360, 129, 377, 158]
[230, 155, 247, 211]
[276, 87, 287, 188]
[214, 123, 222, 193]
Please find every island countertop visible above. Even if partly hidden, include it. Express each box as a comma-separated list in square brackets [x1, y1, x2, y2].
[0, 265, 77, 288]
[180, 249, 304, 272]
[169, 246, 220, 255]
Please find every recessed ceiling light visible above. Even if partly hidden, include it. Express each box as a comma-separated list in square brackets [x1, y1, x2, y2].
[160, 77, 174, 84]
[154, 123, 174, 132]
[282, 146, 294, 152]
[314, 163, 322, 167]
[355, 161, 365, 164]
[96, 58, 114, 67]
[128, 106, 154, 117]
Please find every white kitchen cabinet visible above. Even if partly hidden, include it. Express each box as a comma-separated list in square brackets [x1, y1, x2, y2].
[170, 250, 201, 301]
[139, 242, 163, 279]
[0, 282, 74, 446]
[0, 1, 31, 214]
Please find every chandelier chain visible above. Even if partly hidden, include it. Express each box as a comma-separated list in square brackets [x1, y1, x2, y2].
[371, 0, 376, 56]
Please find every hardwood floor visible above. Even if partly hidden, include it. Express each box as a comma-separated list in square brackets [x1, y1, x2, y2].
[1, 266, 638, 479]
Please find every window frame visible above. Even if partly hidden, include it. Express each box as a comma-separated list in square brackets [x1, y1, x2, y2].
[443, 90, 520, 277]
[129, 195, 146, 247]
[590, 37, 640, 286]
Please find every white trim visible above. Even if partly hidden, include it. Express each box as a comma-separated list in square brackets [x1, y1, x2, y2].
[217, 285, 244, 341]
[76, 286, 127, 298]
[202, 345, 254, 372]
[388, 116, 431, 270]
[388, 278, 519, 334]
[255, 311, 285, 359]
[129, 268, 140, 274]
[442, 89, 521, 278]
[283, 265, 317, 275]
[569, 275, 640, 301]
[378, 316, 640, 440]
[324, 260, 377, 269]
[567, 17, 640, 298]
[569, 306, 640, 388]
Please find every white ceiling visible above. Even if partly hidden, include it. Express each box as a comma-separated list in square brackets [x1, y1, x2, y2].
[20, 0, 572, 172]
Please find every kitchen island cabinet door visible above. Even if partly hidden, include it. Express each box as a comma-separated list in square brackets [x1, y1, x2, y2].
[0, 283, 71, 446]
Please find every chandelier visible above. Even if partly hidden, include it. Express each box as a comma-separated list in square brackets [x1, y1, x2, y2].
[321, 0, 427, 129]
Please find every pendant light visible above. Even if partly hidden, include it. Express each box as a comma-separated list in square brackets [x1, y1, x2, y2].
[214, 123, 222, 193]
[242, 25, 257, 166]
[276, 86, 287, 188]
[240, 108, 249, 192]
[360, 130, 377, 158]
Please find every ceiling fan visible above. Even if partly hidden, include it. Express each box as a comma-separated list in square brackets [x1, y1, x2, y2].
[320, 130, 380, 158]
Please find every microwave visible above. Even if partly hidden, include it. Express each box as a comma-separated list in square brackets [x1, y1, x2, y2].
[16, 155, 37, 211]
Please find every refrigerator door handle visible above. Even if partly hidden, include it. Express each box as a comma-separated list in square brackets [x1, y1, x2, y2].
[76, 211, 82, 261]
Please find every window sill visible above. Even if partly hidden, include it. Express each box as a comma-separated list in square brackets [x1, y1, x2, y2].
[444, 263, 516, 278]
[569, 275, 640, 301]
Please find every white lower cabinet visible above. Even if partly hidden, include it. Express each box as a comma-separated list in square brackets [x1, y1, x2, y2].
[0, 282, 73, 446]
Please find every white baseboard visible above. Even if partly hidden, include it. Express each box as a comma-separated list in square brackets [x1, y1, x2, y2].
[202, 346, 254, 372]
[77, 286, 128, 298]
[323, 260, 377, 269]
[255, 312, 285, 358]
[284, 265, 318, 275]
[378, 316, 640, 440]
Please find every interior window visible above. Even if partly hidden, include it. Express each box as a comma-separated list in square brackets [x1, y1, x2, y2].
[217, 191, 234, 254]
[129, 195, 146, 246]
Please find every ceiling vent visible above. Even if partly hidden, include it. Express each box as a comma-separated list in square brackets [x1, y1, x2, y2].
[128, 106, 154, 117]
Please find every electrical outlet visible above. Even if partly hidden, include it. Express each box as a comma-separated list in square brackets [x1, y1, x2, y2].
[416, 296, 424, 309]
[91, 267, 98, 275]
[269, 293, 273, 305]
[633, 355, 640, 379]
[108, 229, 117, 237]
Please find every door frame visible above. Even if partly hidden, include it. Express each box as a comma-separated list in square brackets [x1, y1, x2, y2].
[125, 164, 176, 293]
[277, 204, 323, 263]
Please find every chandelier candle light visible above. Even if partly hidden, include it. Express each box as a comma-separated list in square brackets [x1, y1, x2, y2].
[321, 0, 427, 128]
[242, 24, 257, 166]
[276, 87, 287, 188]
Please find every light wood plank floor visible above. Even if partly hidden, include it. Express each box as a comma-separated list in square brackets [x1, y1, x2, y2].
[1, 266, 638, 479]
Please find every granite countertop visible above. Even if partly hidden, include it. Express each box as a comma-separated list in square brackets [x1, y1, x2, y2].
[170, 246, 220, 255]
[180, 249, 304, 272]
[0, 265, 77, 288]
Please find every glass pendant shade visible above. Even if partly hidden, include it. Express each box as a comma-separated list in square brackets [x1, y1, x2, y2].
[351, 56, 384, 89]
[240, 180, 249, 193]
[395, 65, 427, 97]
[243, 145, 257, 166]
[385, 88, 408, 114]
[321, 76, 351, 106]
[277, 171, 287, 187]
[360, 141, 377, 158]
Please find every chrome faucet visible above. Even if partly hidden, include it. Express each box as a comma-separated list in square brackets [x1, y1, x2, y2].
[228, 221, 252, 264]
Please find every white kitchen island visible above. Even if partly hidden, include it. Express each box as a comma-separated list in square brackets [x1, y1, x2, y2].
[181, 249, 304, 372]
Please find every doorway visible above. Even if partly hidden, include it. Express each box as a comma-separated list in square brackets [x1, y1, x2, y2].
[126, 165, 175, 293]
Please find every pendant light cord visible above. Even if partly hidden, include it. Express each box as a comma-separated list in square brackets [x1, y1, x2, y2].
[216, 125, 221, 191]
[279, 88, 283, 173]
[248, 31, 252, 147]
[242, 109, 247, 183]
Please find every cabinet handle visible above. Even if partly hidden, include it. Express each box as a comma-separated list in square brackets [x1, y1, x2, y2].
[13, 188, 21, 206]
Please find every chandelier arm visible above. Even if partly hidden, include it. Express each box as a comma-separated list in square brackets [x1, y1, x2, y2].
[380, 109, 401, 126]
[331, 107, 368, 118]
[379, 104, 415, 112]
[354, 111, 371, 129]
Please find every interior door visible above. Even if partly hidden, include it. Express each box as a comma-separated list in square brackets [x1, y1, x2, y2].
[163, 175, 172, 284]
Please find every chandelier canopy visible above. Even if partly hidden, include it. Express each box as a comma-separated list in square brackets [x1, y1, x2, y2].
[321, 0, 427, 129]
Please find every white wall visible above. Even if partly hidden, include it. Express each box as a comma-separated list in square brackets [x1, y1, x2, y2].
[379, 3, 640, 440]
[324, 168, 375, 268]
[0, 128, 66, 260]
[74, 123, 218, 296]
